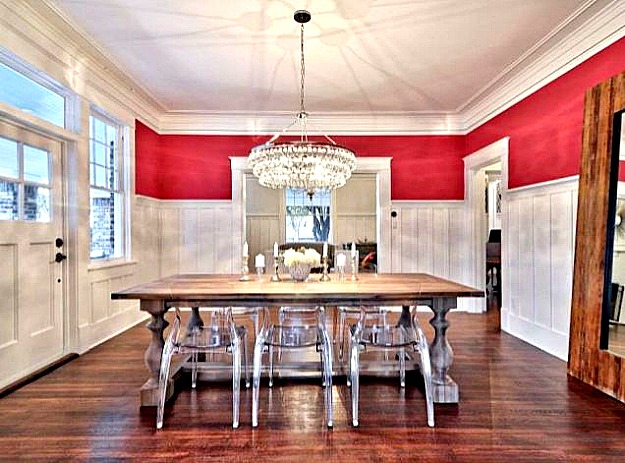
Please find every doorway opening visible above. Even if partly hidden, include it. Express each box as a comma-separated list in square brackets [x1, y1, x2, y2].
[464, 137, 509, 317]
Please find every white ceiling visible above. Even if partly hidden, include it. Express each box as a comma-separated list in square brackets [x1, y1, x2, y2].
[51, 0, 587, 114]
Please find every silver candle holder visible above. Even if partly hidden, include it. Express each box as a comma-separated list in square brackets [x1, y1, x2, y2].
[351, 254, 358, 281]
[270, 255, 281, 282]
[319, 255, 331, 282]
[239, 254, 250, 281]
[256, 265, 264, 280]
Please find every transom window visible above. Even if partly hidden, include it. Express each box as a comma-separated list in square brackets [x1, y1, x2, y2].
[0, 62, 65, 128]
[285, 189, 331, 242]
[89, 112, 125, 260]
[0, 135, 51, 222]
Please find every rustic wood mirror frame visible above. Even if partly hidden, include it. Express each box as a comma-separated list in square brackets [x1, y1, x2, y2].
[569, 70, 625, 402]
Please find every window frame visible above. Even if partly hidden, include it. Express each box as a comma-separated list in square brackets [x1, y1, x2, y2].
[88, 109, 128, 262]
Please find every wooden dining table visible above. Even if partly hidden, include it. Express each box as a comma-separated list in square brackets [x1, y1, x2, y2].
[111, 272, 483, 406]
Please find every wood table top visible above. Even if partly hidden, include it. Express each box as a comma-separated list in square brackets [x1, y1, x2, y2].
[111, 273, 483, 307]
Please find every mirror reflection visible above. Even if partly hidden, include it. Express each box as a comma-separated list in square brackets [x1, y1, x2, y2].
[607, 113, 625, 357]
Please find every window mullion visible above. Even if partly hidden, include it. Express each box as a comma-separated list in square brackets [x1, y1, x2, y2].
[17, 142, 24, 220]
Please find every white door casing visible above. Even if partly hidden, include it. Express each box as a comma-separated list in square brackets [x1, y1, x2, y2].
[230, 156, 392, 272]
[0, 121, 65, 389]
[463, 137, 510, 313]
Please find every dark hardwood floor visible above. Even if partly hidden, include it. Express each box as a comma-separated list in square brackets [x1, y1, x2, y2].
[1, 301, 624, 462]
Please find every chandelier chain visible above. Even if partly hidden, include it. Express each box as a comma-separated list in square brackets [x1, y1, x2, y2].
[247, 9, 357, 195]
[300, 23, 306, 115]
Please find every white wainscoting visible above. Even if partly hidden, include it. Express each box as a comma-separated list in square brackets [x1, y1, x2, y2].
[77, 196, 162, 352]
[502, 177, 578, 361]
[160, 200, 234, 275]
[390, 201, 478, 311]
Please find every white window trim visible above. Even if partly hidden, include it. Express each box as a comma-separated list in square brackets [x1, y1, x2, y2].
[88, 108, 130, 263]
[0, 49, 72, 131]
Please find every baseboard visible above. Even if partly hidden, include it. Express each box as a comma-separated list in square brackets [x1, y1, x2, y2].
[503, 310, 569, 361]
[0, 353, 79, 399]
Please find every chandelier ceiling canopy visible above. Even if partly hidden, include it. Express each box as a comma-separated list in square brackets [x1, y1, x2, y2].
[248, 10, 357, 196]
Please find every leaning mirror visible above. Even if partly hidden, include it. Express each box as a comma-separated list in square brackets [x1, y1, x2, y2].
[602, 110, 625, 356]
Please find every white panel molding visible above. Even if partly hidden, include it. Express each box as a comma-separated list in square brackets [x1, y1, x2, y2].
[502, 176, 579, 361]
[390, 200, 471, 310]
[460, 0, 625, 131]
[156, 199, 235, 275]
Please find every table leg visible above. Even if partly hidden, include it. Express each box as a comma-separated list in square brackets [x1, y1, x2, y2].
[429, 297, 458, 403]
[140, 299, 169, 406]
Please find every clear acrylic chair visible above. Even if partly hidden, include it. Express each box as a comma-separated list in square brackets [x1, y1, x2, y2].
[252, 306, 334, 427]
[156, 306, 250, 430]
[337, 306, 389, 361]
[348, 306, 434, 427]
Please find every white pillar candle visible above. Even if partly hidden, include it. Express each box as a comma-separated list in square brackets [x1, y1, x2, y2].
[274, 242, 279, 257]
[255, 254, 265, 268]
[243, 241, 249, 257]
[336, 253, 346, 267]
[351, 242, 356, 259]
[322, 242, 328, 257]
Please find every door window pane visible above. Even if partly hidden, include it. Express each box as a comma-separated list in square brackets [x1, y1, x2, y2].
[0, 62, 65, 128]
[23, 185, 50, 222]
[0, 137, 18, 179]
[23, 145, 50, 185]
[0, 180, 18, 220]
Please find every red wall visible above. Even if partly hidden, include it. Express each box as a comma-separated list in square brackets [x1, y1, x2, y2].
[135, 121, 160, 198]
[466, 37, 625, 189]
[136, 130, 465, 200]
[136, 37, 625, 199]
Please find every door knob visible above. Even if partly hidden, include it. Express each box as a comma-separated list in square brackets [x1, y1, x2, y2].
[55, 238, 64, 248]
[55, 252, 67, 263]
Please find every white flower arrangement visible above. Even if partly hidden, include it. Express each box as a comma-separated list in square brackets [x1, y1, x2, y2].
[283, 247, 321, 268]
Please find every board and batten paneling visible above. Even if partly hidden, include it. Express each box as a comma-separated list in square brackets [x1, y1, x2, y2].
[159, 200, 234, 275]
[503, 177, 578, 361]
[390, 201, 476, 311]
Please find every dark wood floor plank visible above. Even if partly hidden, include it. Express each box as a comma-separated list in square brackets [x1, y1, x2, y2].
[1, 305, 624, 462]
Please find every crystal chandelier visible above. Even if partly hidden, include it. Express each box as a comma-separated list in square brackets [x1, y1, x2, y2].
[248, 10, 357, 196]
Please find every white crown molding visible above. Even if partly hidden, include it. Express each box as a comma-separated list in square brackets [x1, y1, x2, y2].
[460, 0, 625, 132]
[2, 0, 622, 136]
[0, 0, 164, 129]
[158, 110, 464, 135]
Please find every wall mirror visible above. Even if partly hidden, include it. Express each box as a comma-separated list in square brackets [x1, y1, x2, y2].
[569, 71, 625, 403]
[602, 111, 625, 357]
